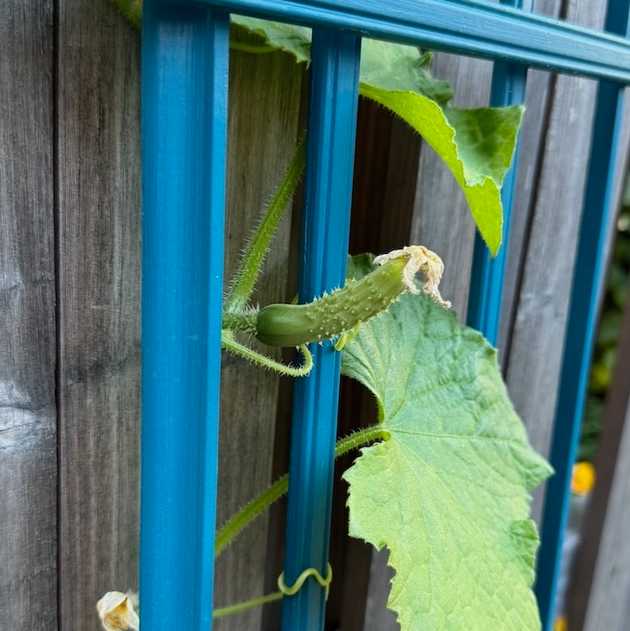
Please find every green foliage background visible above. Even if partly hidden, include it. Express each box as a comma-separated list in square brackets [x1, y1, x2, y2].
[580, 179, 630, 461]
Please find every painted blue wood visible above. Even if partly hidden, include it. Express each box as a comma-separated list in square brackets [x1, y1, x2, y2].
[281, 28, 361, 631]
[467, 0, 529, 343]
[188, 0, 630, 83]
[535, 1, 630, 628]
[140, 3, 229, 630]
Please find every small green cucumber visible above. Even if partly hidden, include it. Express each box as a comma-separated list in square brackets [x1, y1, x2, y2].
[255, 256, 409, 347]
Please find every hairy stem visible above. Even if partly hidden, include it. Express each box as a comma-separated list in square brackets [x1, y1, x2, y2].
[221, 331, 313, 377]
[223, 310, 258, 336]
[215, 425, 389, 556]
[226, 138, 306, 312]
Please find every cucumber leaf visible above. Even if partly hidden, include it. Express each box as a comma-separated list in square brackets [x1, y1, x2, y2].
[233, 16, 454, 105]
[342, 264, 551, 630]
[231, 17, 521, 254]
[114, 2, 523, 253]
[232, 16, 312, 64]
[362, 85, 523, 254]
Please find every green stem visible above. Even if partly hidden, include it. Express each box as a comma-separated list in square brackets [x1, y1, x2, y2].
[215, 425, 389, 556]
[222, 311, 258, 336]
[213, 591, 283, 619]
[226, 138, 306, 312]
[221, 331, 313, 377]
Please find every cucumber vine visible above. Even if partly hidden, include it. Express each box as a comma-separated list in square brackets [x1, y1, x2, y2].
[101, 4, 550, 630]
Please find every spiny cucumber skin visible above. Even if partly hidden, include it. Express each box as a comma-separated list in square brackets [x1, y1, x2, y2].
[256, 257, 408, 347]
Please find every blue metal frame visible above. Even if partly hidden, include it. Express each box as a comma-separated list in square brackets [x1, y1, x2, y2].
[189, 0, 630, 81]
[140, 3, 229, 630]
[282, 29, 362, 631]
[139, 1, 630, 630]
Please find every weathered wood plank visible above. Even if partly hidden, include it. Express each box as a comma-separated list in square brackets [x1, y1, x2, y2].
[567, 281, 630, 630]
[0, 1, 58, 629]
[214, 49, 303, 631]
[503, 0, 618, 521]
[57, 3, 303, 628]
[498, 0, 561, 357]
[581, 403, 630, 631]
[56, 1, 142, 628]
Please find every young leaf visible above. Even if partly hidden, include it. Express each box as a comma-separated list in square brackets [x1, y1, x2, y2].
[362, 85, 523, 254]
[229, 17, 522, 254]
[341, 269, 551, 630]
[231, 16, 453, 103]
[113, 5, 522, 253]
[231, 16, 312, 62]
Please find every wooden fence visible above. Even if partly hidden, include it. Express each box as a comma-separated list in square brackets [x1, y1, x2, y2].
[1, 0, 629, 629]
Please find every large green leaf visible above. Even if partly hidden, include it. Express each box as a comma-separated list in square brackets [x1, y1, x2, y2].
[341, 266, 551, 630]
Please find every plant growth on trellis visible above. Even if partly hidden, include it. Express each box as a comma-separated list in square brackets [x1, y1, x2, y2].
[99, 4, 552, 630]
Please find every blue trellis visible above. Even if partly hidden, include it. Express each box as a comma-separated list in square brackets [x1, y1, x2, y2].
[139, 1, 630, 630]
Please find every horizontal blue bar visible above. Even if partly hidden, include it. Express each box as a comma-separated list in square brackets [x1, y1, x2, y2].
[184, 0, 630, 82]
[140, 3, 229, 630]
[281, 28, 362, 631]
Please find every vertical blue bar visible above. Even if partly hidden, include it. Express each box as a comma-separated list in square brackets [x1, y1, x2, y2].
[466, 0, 530, 343]
[140, 3, 229, 630]
[536, 2, 630, 627]
[281, 29, 361, 631]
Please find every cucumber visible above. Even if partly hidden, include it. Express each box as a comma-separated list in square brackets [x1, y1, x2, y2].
[256, 256, 409, 347]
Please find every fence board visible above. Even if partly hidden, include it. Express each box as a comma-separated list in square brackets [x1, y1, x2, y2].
[502, 0, 613, 522]
[215, 49, 303, 631]
[56, 3, 303, 629]
[581, 402, 630, 631]
[567, 289, 630, 630]
[56, 2, 142, 628]
[361, 0, 630, 624]
[0, 2, 58, 629]
[499, 0, 561, 356]
[3, 0, 630, 628]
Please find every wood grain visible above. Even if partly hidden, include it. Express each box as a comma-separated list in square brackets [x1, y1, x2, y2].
[214, 49, 303, 631]
[56, 4, 304, 629]
[56, 1, 142, 628]
[503, 0, 622, 521]
[3, 0, 630, 628]
[567, 287, 630, 630]
[498, 0, 561, 358]
[0, 1, 58, 629]
[581, 401, 630, 631]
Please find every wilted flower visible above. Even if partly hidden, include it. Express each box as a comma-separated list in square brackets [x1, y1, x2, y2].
[97, 591, 139, 631]
[374, 245, 451, 308]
